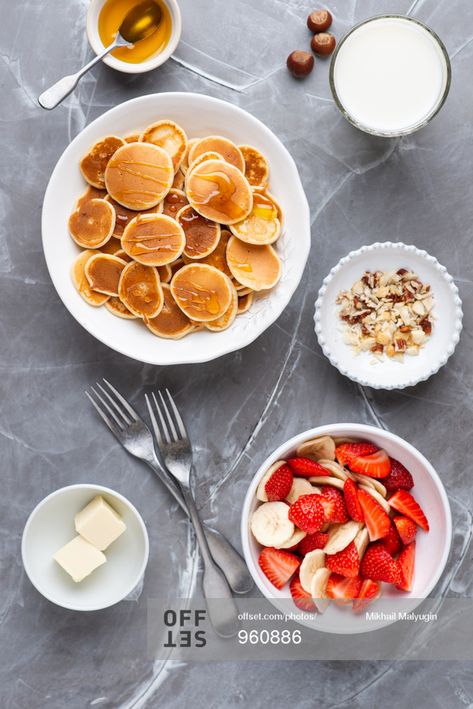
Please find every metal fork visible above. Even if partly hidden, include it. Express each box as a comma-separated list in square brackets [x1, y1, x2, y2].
[85, 380, 253, 598]
[146, 389, 240, 638]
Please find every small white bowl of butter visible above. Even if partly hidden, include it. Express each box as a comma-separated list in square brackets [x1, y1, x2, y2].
[22, 484, 149, 611]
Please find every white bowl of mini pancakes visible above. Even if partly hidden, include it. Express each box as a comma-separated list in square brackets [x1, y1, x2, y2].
[42, 93, 311, 365]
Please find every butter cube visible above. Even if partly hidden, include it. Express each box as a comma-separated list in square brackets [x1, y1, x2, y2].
[53, 535, 106, 583]
[75, 495, 126, 551]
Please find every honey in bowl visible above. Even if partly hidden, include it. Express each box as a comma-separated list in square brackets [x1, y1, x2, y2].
[98, 0, 172, 64]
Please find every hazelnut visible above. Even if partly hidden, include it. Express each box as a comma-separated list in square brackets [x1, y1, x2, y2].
[287, 50, 314, 78]
[307, 9, 332, 33]
[311, 32, 336, 56]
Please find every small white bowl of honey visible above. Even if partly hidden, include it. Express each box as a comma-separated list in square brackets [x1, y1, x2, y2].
[87, 0, 181, 74]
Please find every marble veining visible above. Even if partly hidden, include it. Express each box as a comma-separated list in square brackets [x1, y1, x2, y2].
[1, 0, 473, 706]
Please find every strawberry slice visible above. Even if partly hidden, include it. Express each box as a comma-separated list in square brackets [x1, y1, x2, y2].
[335, 442, 378, 467]
[393, 515, 417, 545]
[396, 541, 416, 592]
[348, 449, 391, 478]
[352, 579, 381, 612]
[383, 458, 414, 493]
[258, 547, 300, 590]
[389, 490, 429, 531]
[264, 464, 293, 501]
[383, 523, 402, 556]
[319, 486, 349, 523]
[343, 479, 364, 522]
[297, 531, 329, 556]
[326, 573, 362, 604]
[360, 543, 401, 584]
[287, 457, 330, 478]
[326, 541, 360, 578]
[288, 494, 325, 533]
[290, 574, 317, 612]
[357, 488, 391, 541]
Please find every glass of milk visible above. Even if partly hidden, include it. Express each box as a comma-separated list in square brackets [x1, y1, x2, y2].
[330, 15, 451, 137]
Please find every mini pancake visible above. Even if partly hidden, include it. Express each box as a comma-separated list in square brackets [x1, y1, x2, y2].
[186, 159, 253, 225]
[188, 151, 224, 171]
[118, 261, 163, 319]
[145, 284, 195, 339]
[76, 185, 107, 208]
[254, 189, 284, 230]
[84, 254, 127, 296]
[188, 136, 245, 173]
[140, 120, 188, 172]
[237, 291, 254, 314]
[226, 236, 281, 291]
[125, 134, 140, 143]
[239, 145, 269, 188]
[105, 196, 160, 239]
[235, 285, 253, 296]
[68, 198, 115, 249]
[170, 258, 185, 277]
[100, 240, 123, 255]
[182, 229, 232, 276]
[80, 136, 125, 188]
[170, 263, 233, 322]
[161, 188, 188, 219]
[229, 190, 281, 245]
[172, 169, 185, 190]
[105, 142, 173, 210]
[71, 251, 109, 307]
[180, 138, 200, 174]
[105, 297, 138, 319]
[157, 263, 172, 282]
[176, 204, 221, 260]
[121, 213, 185, 266]
[206, 284, 238, 332]
[113, 248, 133, 262]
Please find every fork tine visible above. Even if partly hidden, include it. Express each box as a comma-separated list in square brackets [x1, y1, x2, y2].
[152, 391, 173, 443]
[145, 393, 164, 449]
[158, 390, 179, 441]
[165, 388, 187, 439]
[97, 382, 132, 426]
[85, 390, 122, 438]
[88, 386, 125, 429]
[102, 378, 139, 422]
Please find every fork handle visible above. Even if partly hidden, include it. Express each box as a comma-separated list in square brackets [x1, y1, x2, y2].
[144, 459, 253, 594]
[180, 486, 239, 638]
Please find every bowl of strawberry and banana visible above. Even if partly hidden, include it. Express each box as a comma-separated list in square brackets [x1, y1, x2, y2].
[244, 427, 451, 622]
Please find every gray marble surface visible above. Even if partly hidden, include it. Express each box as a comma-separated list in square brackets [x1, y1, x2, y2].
[2, 0, 473, 706]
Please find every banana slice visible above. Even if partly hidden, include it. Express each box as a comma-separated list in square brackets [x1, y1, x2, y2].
[332, 436, 359, 445]
[276, 528, 307, 550]
[285, 478, 320, 504]
[250, 501, 294, 547]
[352, 473, 387, 498]
[360, 485, 391, 514]
[317, 459, 351, 481]
[309, 476, 344, 490]
[310, 568, 331, 613]
[296, 436, 336, 461]
[256, 461, 287, 502]
[353, 527, 369, 559]
[323, 520, 362, 555]
[299, 549, 326, 593]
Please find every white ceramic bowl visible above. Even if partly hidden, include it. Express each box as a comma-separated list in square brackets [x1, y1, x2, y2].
[241, 423, 452, 634]
[42, 92, 311, 365]
[86, 0, 182, 74]
[314, 242, 463, 389]
[22, 484, 149, 611]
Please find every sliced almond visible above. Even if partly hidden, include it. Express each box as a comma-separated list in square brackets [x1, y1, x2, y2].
[299, 549, 326, 593]
[275, 528, 306, 550]
[310, 568, 331, 613]
[359, 485, 391, 514]
[256, 460, 286, 502]
[308, 476, 344, 490]
[296, 436, 336, 461]
[323, 520, 362, 555]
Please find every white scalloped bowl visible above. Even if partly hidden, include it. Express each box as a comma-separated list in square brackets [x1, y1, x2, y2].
[241, 423, 452, 634]
[314, 242, 462, 389]
[42, 93, 311, 365]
